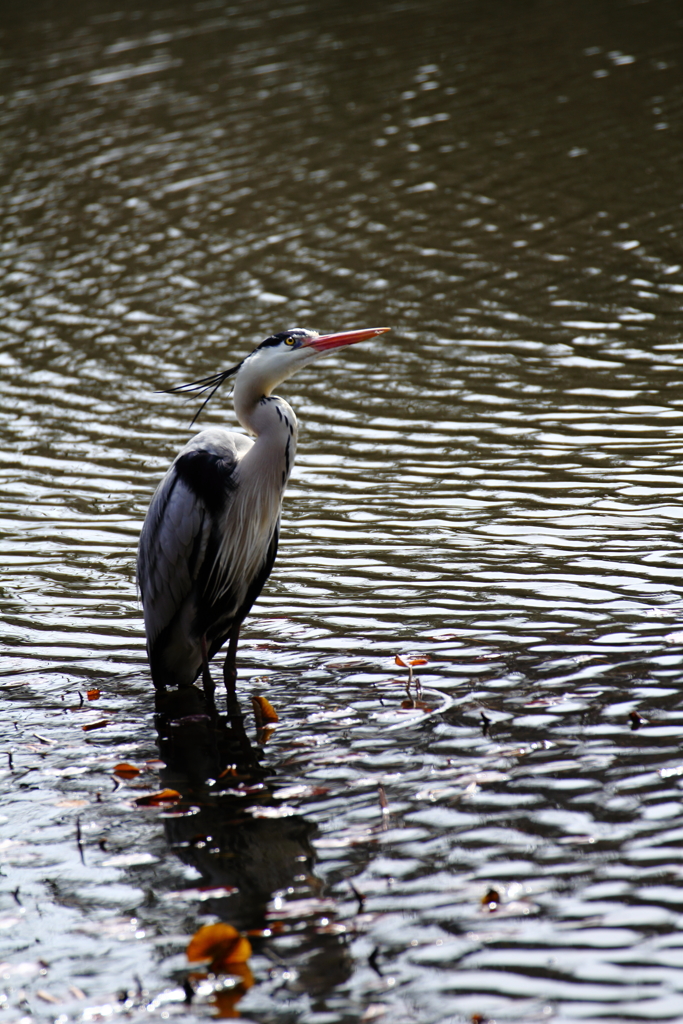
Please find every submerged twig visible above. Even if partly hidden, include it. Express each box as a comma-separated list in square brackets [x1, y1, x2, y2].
[368, 946, 383, 977]
[76, 817, 85, 866]
[349, 881, 365, 913]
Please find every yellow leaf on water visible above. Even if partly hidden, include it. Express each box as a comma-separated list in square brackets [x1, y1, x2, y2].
[187, 923, 252, 971]
[252, 695, 279, 724]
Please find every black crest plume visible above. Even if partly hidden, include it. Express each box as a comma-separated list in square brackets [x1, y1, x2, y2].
[160, 363, 241, 427]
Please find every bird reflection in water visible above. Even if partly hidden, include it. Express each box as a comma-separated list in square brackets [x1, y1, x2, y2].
[154, 691, 354, 1012]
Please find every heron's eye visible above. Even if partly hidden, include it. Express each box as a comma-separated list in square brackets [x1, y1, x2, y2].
[284, 337, 296, 347]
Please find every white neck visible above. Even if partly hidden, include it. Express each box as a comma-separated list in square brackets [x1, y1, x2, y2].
[233, 359, 292, 432]
[232, 359, 299, 493]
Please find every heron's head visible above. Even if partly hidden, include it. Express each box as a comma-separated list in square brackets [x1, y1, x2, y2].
[241, 326, 390, 395]
[164, 326, 390, 425]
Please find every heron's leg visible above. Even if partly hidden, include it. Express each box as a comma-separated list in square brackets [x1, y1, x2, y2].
[222, 620, 259, 768]
[223, 620, 242, 709]
[201, 635, 216, 704]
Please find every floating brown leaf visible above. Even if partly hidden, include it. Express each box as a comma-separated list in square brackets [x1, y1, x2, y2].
[408, 657, 429, 666]
[134, 789, 181, 807]
[82, 720, 110, 732]
[187, 923, 252, 971]
[481, 887, 500, 911]
[86, 689, 100, 701]
[252, 695, 279, 724]
[113, 763, 140, 779]
[394, 655, 408, 667]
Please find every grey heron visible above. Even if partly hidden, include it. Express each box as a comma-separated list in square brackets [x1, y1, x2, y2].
[137, 326, 390, 708]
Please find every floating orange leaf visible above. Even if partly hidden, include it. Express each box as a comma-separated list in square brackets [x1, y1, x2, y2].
[87, 689, 100, 701]
[252, 695, 279, 724]
[134, 789, 181, 807]
[113, 763, 140, 779]
[82, 719, 110, 732]
[395, 654, 429, 668]
[187, 923, 252, 972]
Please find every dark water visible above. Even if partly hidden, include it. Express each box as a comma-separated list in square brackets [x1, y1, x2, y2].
[2, 0, 683, 1020]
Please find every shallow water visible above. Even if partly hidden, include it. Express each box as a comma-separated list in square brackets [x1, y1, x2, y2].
[2, 0, 683, 1020]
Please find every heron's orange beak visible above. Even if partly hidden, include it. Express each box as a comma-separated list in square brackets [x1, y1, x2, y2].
[302, 327, 391, 352]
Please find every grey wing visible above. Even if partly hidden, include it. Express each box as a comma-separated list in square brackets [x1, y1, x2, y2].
[137, 438, 242, 646]
[137, 466, 210, 646]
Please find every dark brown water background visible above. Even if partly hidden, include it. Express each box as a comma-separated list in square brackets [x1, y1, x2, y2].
[2, 0, 683, 1020]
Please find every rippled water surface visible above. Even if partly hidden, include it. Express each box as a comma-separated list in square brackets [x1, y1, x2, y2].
[2, 0, 683, 1020]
